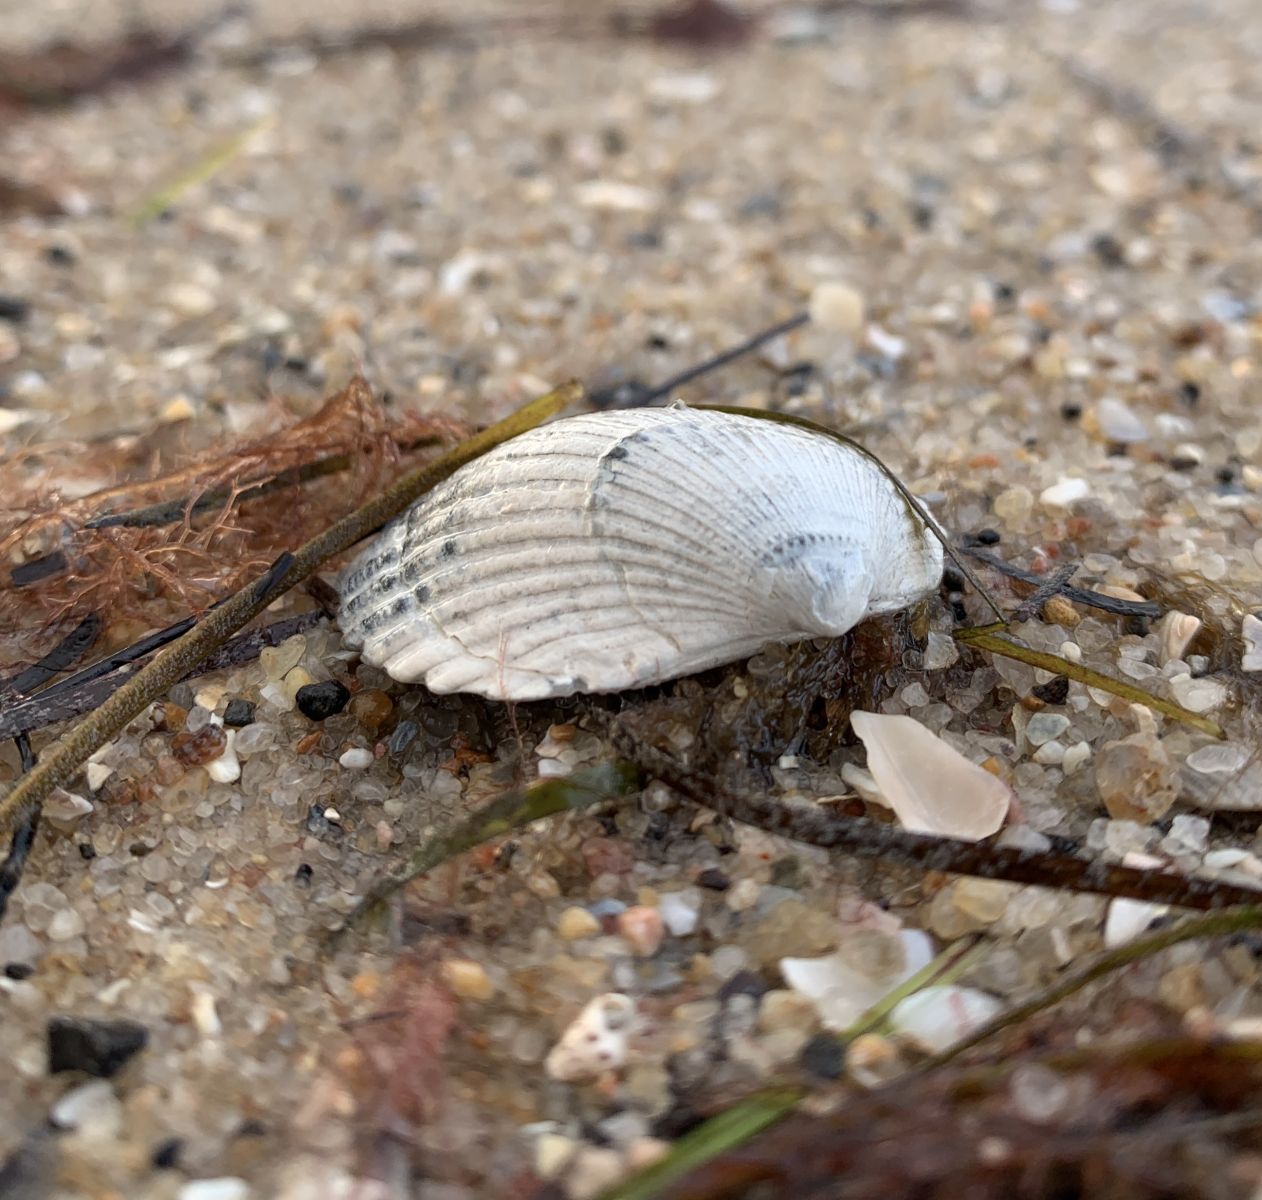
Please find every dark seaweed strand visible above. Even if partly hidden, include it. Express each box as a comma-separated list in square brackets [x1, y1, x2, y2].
[0, 613, 102, 697]
[610, 723, 1262, 912]
[0, 614, 106, 924]
[962, 543, 1163, 619]
[0, 611, 325, 740]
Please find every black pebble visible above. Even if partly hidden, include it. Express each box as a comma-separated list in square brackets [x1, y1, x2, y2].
[4, 962, 34, 980]
[150, 1138, 183, 1169]
[294, 863, 314, 887]
[718, 970, 768, 1003]
[45, 244, 76, 266]
[975, 528, 1001, 545]
[47, 1016, 148, 1078]
[77, 843, 96, 861]
[295, 680, 350, 721]
[1031, 676, 1071, 705]
[1060, 400, 1083, 421]
[1179, 380, 1201, 406]
[0, 295, 29, 323]
[222, 698, 256, 727]
[799, 1032, 845, 1080]
[696, 867, 731, 892]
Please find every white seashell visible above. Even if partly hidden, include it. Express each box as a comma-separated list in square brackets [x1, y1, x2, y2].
[339, 406, 942, 700]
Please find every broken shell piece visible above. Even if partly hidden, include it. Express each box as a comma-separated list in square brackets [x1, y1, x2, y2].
[339, 406, 943, 700]
[781, 928, 934, 1032]
[1158, 610, 1203, 666]
[889, 985, 1003, 1053]
[544, 993, 636, 1082]
[849, 711, 1011, 840]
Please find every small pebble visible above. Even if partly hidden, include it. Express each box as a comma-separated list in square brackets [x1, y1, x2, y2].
[178, 1179, 252, 1200]
[295, 680, 350, 721]
[338, 748, 374, 770]
[50, 1080, 122, 1136]
[48, 1016, 148, 1077]
[658, 889, 702, 936]
[1095, 733, 1177, 822]
[441, 959, 494, 1001]
[808, 281, 865, 335]
[799, 1032, 845, 1079]
[1096, 396, 1148, 444]
[725, 877, 762, 912]
[1159, 611, 1203, 665]
[1039, 477, 1090, 507]
[349, 688, 393, 730]
[557, 907, 601, 941]
[1242, 614, 1262, 672]
[1168, 673, 1228, 714]
[222, 699, 256, 727]
[617, 906, 664, 957]
[1041, 595, 1080, 628]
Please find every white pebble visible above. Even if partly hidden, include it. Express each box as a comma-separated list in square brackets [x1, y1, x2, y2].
[1039, 477, 1091, 508]
[1242, 614, 1262, 672]
[1061, 742, 1092, 774]
[1025, 712, 1070, 747]
[339, 748, 374, 770]
[206, 732, 241, 784]
[178, 1180, 252, 1200]
[809, 281, 865, 335]
[1104, 897, 1168, 947]
[50, 1080, 122, 1136]
[86, 762, 114, 791]
[658, 889, 702, 937]
[1168, 673, 1229, 714]
[1186, 743, 1250, 774]
[1096, 396, 1148, 443]
[575, 181, 658, 213]
[647, 71, 720, 104]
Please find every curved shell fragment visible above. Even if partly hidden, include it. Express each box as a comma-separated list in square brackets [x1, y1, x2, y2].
[849, 710, 1011, 840]
[339, 405, 943, 700]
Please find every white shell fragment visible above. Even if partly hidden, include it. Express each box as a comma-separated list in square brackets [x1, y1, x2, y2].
[544, 993, 636, 1082]
[849, 711, 1011, 840]
[889, 985, 1004, 1054]
[340, 406, 943, 700]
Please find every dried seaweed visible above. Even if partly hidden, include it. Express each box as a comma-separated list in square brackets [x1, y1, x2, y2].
[0, 379, 465, 656]
[0, 381, 579, 834]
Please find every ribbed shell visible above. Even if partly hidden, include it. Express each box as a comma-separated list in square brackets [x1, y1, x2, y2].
[339, 405, 943, 700]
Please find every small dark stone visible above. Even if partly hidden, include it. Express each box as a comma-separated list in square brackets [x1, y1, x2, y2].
[993, 281, 1016, 303]
[150, 1137, 183, 1169]
[48, 1016, 148, 1077]
[718, 970, 768, 1003]
[295, 680, 350, 721]
[799, 1032, 845, 1080]
[696, 867, 731, 892]
[222, 698, 256, 727]
[4, 962, 34, 980]
[294, 862, 314, 887]
[1168, 451, 1200, 472]
[975, 528, 1001, 545]
[1060, 400, 1083, 421]
[388, 719, 419, 754]
[910, 201, 935, 230]
[1216, 465, 1236, 485]
[78, 843, 96, 861]
[1091, 232, 1126, 267]
[0, 295, 30, 323]
[45, 244, 76, 266]
[1031, 676, 1070, 705]
[941, 568, 967, 593]
[1179, 380, 1201, 406]
[646, 333, 670, 351]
